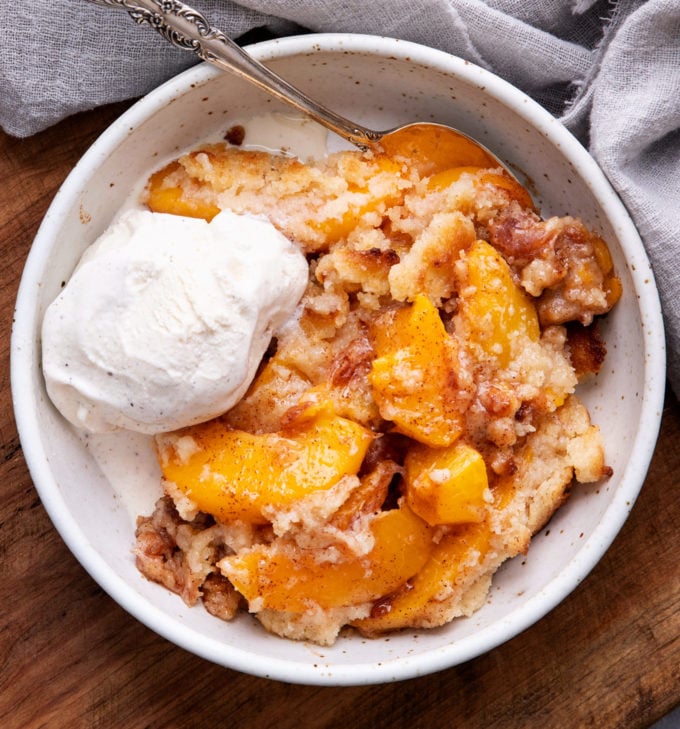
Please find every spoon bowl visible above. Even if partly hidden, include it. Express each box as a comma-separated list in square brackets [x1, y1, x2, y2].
[377, 122, 502, 176]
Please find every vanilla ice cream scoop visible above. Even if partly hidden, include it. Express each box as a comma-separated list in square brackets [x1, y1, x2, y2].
[42, 209, 308, 434]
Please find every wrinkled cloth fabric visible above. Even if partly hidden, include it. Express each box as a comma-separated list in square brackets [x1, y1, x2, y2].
[1, 0, 678, 391]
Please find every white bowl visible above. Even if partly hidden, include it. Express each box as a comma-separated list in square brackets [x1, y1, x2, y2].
[11, 34, 665, 685]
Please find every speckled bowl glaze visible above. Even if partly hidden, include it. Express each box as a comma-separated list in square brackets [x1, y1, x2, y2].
[11, 34, 665, 685]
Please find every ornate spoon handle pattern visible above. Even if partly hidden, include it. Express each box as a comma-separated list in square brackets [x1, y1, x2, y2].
[87, 0, 382, 148]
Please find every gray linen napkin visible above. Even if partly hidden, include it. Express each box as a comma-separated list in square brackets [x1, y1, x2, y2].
[2, 0, 678, 392]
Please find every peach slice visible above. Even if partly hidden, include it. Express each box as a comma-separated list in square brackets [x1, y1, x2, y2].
[457, 240, 540, 368]
[221, 504, 433, 611]
[157, 404, 373, 525]
[369, 294, 465, 447]
[405, 441, 488, 526]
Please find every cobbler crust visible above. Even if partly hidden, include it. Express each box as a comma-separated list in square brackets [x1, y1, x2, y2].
[135, 143, 617, 645]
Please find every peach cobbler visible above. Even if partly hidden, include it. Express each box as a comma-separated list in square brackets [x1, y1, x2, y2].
[134, 134, 620, 645]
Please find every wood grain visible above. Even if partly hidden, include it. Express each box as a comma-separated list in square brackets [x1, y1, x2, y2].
[0, 105, 678, 729]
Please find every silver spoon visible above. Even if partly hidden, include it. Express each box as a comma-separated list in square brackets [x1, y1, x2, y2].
[88, 0, 509, 178]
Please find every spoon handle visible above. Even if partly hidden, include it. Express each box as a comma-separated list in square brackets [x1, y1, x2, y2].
[87, 0, 382, 148]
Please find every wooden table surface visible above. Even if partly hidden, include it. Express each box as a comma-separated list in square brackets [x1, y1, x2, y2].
[1, 102, 678, 729]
